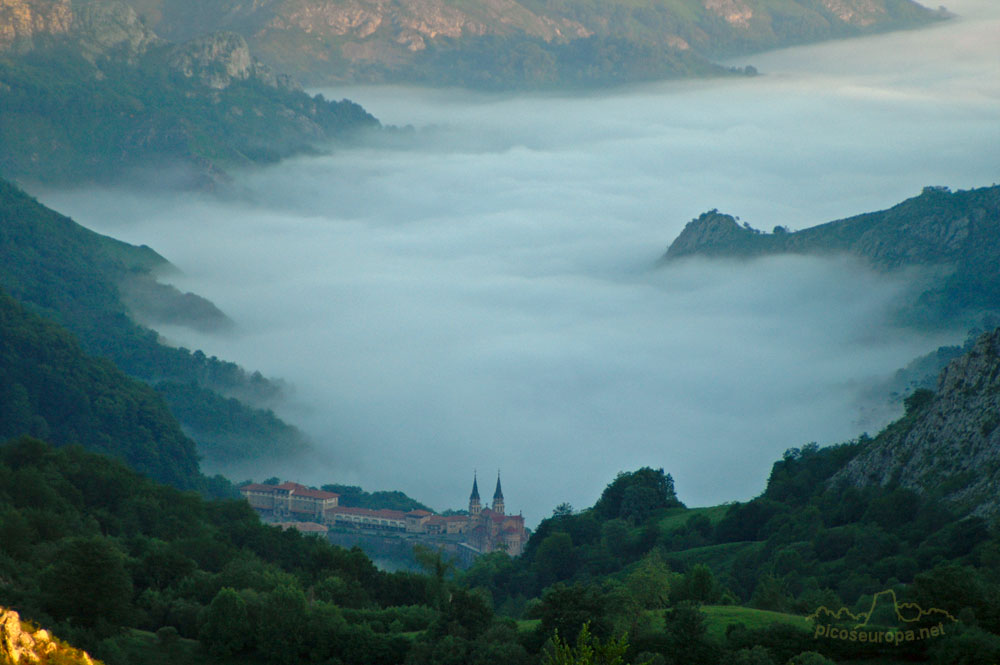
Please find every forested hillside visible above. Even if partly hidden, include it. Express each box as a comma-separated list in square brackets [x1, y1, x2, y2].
[0, 290, 199, 488]
[0, 178, 313, 475]
[460, 331, 1000, 665]
[662, 185, 1000, 329]
[2, 333, 999, 664]
[0, 437, 440, 664]
[0, 0, 378, 185]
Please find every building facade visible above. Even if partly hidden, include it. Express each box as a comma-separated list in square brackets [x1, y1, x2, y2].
[239, 482, 340, 520]
[240, 474, 529, 556]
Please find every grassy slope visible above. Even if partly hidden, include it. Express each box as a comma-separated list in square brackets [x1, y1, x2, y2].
[659, 505, 730, 531]
[517, 604, 811, 642]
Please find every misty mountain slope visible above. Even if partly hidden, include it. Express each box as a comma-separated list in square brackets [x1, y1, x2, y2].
[0, 289, 201, 488]
[0, 0, 378, 185]
[661, 185, 1000, 327]
[0, 178, 314, 473]
[110, 0, 942, 87]
[831, 327, 1000, 519]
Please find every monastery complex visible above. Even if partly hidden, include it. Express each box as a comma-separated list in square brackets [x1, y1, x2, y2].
[239, 473, 529, 556]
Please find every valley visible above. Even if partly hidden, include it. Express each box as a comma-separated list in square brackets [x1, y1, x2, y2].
[1, 1, 998, 664]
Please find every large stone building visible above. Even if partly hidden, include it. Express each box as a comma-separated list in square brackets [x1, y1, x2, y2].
[462, 472, 528, 556]
[239, 481, 340, 520]
[240, 474, 529, 556]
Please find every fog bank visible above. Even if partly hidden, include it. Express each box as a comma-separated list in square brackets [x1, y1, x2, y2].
[42, 0, 1000, 525]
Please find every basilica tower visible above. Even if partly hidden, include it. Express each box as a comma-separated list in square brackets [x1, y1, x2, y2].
[469, 472, 481, 515]
[492, 472, 504, 515]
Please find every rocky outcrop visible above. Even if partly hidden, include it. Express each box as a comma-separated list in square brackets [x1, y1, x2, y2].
[168, 31, 252, 88]
[0, 607, 96, 664]
[832, 328, 1000, 519]
[71, 0, 161, 61]
[661, 209, 761, 261]
[0, 0, 157, 57]
[107, 0, 941, 87]
[166, 31, 302, 90]
[0, 0, 72, 52]
[660, 185, 1000, 326]
[663, 186, 1000, 267]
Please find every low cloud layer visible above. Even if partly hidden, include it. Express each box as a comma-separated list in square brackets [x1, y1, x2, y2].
[42, 0, 1000, 525]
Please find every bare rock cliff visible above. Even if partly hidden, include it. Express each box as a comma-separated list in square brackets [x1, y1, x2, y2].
[832, 328, 1000, 519]
[0, 0, 72, 52]
[0, 606, 98, 664]
[71, 0, 161, 60]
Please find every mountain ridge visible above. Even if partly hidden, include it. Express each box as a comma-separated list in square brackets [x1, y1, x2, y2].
[17, 0, 945, 88]
[661, 185, 1000, 327]
[0, 0, 379, 185]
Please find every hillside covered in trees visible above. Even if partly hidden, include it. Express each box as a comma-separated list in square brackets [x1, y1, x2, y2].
[1, 330, 998, 665]
[661, 185, 1000, 330]
[0, 0, 378, 185]
[0, 177, 315, 477]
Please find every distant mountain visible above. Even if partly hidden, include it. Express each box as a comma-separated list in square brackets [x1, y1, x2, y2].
[661, 185, 1000, 328]
[0, 178, 314, 475]
[0, 0, 378, 184]
[832, 327, 1000, 519]
[111, 0, 944, 88]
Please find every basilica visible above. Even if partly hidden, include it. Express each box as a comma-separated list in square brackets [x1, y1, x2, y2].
[240, 472, 529, 556]
[463, 472, 529, 556]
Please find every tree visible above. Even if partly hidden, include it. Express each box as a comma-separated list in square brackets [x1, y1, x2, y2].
[43, 536, 133, 632]
[787, 652, 835, 665]
[414, 544, 456, 609]
[256, 585, 308, 665]
[593, 468, 683, 523]
[199, 588, 250, 657]
[680, 564, 721, 604]
[430, 588, 494, 640]
[538, 583, 611, 643]
[750, 575, 792, 612]
[661, 602, 717, 665]
[554, 503, 575, 517]
[625, 551, 672, 609]
[723, 646, 776, 665]
[535, 531, 578, 586]
[543, 622, 637, 665]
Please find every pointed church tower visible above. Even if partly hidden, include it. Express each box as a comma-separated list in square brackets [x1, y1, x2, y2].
[492, 471, 505, 515]
[469, 472, 481, 515]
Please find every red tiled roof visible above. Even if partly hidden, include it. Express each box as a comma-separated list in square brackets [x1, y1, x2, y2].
[406, 509, 433, 517]
[443, 515, 468, 522]
[278, 482, 339, 500]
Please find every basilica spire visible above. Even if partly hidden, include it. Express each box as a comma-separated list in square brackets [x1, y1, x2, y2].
[492, 471, 505, 515]
[469, 471, 481, 515]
